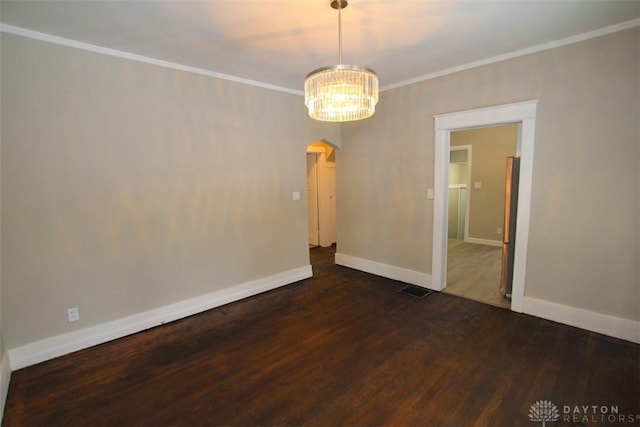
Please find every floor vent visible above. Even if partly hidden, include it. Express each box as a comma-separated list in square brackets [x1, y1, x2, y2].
[399, 285, 433, 299]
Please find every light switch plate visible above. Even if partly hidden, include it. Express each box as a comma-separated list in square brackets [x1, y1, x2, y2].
[292, 191, 301, 201]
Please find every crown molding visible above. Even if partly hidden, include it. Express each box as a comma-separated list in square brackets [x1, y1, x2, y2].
[0, 23, 304, 96]
[2, 17, 638, 95]
[380, 18, 640, 92]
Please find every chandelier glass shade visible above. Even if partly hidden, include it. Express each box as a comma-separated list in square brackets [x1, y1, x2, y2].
[305, 65, 378, 122]
[304, 1, 379, 122]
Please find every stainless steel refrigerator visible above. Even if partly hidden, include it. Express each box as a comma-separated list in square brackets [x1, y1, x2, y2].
[500, 156, 520, 299]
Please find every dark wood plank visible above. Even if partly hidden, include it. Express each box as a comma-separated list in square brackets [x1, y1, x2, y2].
[3, 246, 639, 426]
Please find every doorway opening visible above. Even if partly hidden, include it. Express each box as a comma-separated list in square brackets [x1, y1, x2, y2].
[432, 101, 538, 313]
[443, 125, 518, 309]
[306, 141, 337, 249]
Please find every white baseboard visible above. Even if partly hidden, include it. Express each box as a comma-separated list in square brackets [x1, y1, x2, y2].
[8, 265, 312, 370]
[332, 253, 639, 343]
[335, 252, 432, 289]
[522, 296, 640, 344]
[1, 350, 11, 424]
[465, 237, 502, 247]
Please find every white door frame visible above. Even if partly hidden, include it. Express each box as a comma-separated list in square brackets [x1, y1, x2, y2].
[432, 100, 538, 313]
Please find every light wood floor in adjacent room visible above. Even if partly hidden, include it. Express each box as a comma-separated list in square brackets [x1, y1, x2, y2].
[445, 238, 510, 309]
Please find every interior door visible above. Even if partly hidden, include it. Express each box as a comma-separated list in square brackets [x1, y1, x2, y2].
[307, 153, 319, 246]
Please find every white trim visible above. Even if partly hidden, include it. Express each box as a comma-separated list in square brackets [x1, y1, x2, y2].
[0, 351, 11, 424]
[465, 237, 502, 247]
[434, 100, 538, 131]
[0, 24, 303, 96]
[432, 128, 450, 292]
[335, 253, 432, 289]
[511, 118, 536, 312]
[2, 17, 637, 96]
[522, 297, 640, 344]
[8, 265, 312, 370]
[381, 18, 640, 91]
[432, 100, 538, 310]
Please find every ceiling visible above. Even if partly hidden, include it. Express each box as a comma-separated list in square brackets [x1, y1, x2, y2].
[1, 0, 639, 94]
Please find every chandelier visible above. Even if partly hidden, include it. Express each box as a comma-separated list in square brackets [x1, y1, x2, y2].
[304, 0, 379, 122]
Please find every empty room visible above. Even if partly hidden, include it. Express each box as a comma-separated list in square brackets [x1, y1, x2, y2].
[0, 1, 639, 425]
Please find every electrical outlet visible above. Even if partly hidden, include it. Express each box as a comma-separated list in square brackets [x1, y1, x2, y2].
[67, 307, 80, 322]
[497, 227, 503, 234]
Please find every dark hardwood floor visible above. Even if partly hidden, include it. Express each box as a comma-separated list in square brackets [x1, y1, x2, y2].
[3, 245, 639, 426]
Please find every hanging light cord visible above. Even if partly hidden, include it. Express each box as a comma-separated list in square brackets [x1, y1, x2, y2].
[337, 1, 343, 64]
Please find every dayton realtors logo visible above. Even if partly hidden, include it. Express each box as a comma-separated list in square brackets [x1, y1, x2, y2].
[562, 405, 639, 424]
[529, 400, 640, 425]
[528, 400, 559, 427]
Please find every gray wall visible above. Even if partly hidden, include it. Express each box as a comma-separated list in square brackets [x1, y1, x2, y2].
[337, 28, 639, 322]
[0, 34, 339, 349]
[1, 27, 638, 355]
